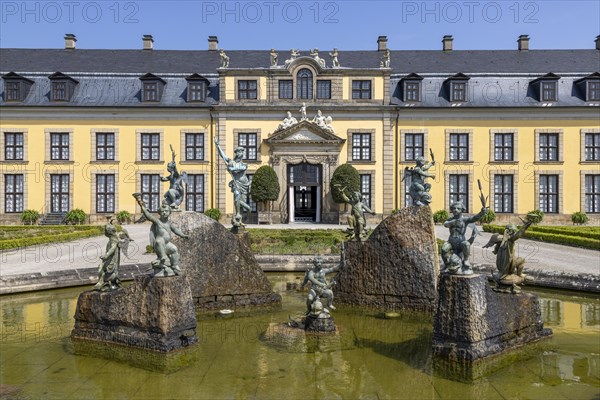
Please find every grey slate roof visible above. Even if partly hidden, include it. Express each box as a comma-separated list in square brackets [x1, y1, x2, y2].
[1, 48, 598, 74]
[0, 48, 598, 108]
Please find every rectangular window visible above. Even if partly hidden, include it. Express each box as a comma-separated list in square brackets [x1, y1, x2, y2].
[141, 174, 160, 212]
[539, 174, 558, 213]
[96, 174, 115, 213]
[141, 133, 160, 161]
[52, 82, 67, 101]
[449, 133, 468, 161]
[316, 80, 331, 99]
[96, 132, 115, 161]
[188, 82, 206, 102]
[5, 82, 20, 101]
[494, 175, 513, 213]
[50, 174, 69, 213]
[450, 82, 466, 102]
[4, 132, 24, 160]
[352, 80, 371, 99]
[4, 174, 23, 213]
[539, 133, 558, 161]
[541, 81, 557, 101]
[278, 80, 293, 99]
[360, 174, 372, 208]
[238, 80, 257, 99]
[405, 133, 424, 161]
[352, 133, 371, 161]
[185, 133, 204, 161]
[585, 174, 600, 213]
[50, 132, 69, 160]
[449, 174, 469, 212]
[494, 133, 514, 161]
[186, 174, 205, 212]
[238, 133, 257, 161]
[404, 81, 420, 102]
[246, 174, 257, 213]
[585, 133, 600, 161]
[143, 82, 158, 102]
[589, 81, 600, 101]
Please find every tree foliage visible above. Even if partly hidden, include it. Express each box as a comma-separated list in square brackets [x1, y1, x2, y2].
[250, 165, 280, 203]
[330, 164, 360, 204]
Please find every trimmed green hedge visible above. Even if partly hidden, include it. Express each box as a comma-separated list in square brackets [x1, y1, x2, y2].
[482, 224, 600, 250]
[247, 229, 347, 254]
[527, 225, 600, 240]
[0, 225, 101, 239]
[0, 227, 103, 251]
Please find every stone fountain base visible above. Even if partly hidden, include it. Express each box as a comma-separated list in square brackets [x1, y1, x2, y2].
[71, 275, 198, 353]
[432, 274, 552, 380]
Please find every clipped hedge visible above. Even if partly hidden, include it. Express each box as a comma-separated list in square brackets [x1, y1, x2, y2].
[527, 225, 600, 240]
[0, 227, 103, 251]
[482, 224, 600, 250]
[247, 228, 347, 254]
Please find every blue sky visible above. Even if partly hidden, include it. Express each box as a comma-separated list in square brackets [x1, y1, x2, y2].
[1, 1, 599, 50]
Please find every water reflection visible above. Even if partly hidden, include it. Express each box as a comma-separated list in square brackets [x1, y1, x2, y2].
[0, 277, 598, 400]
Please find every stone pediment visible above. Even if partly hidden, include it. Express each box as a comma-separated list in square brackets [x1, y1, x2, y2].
[265, 120, 345, 144]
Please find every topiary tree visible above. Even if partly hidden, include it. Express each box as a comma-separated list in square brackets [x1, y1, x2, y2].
[527, 209, 544, 225]
[330, 163, 360, 204]
[250, 165, 280, 219]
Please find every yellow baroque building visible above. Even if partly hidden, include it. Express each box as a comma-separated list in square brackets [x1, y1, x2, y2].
[0, 34, 599, 225]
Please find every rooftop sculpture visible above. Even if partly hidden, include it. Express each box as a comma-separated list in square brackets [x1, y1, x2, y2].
[329, 48, 340, 68]
[219, 49, 229, 68]
[270, 49, 278, 67]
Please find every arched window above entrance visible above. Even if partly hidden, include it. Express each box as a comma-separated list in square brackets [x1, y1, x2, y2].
[297, 69, 313, 99]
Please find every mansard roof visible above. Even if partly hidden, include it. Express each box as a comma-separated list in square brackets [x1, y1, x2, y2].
[1, 48, 598, 74]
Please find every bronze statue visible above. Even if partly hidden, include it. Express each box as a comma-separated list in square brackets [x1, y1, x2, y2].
[403, 149, 435, 206]
[162, 145, 187, 210]
[301, 255, 343, 317]
[335, 185, 375, 241]
[94, 218, 132, 291]
[483, 213, 538, 293]
[214, 137, 251, 231]
[133, 193, 189, 277]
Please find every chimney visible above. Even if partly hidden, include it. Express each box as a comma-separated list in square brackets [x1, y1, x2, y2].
[208, 36, 219, 51]
[64, 34, 76, 50]
[596, 35, 600, 50]
[377, 36, 388, 51]
[442, 35, 453, 52]
[142, 35, 154, 50]
[518, 35, 529, 51]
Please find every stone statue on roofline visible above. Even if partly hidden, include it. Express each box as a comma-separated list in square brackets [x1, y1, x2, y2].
[380, 49, 391, 68]
[270, 49, 278, 67]
[133, 194, 189, 277]
[483, 213, 539, 293]
[219, 49, 229, 68]
[285, 49, 300, 67]
[299, 102, 307, 120]
[276, 111, 298, 131]
[329, 48, 340, 68]
[310, 48, 326, 68]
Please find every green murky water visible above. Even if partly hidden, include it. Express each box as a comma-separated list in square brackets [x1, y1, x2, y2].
[0, 273, 598, 400]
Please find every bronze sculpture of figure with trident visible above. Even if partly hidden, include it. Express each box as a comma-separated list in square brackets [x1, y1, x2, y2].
[214, 137, 251, 232]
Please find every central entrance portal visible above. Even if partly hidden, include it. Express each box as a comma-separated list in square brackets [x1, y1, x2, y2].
[288, 163, 322, 223]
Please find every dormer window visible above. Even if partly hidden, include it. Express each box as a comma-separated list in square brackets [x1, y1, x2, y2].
[575, 72, 600, 102]
[446, 73, 470, 102]
[530, 73, 560, 102]
[297, 69, 313, 99]
[185, 73, 209, 102]
[401, 73, 423, 102]
[139, 73, 166, 102]
[48, 72, 78, 102]
[2, 72, 34, 102]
